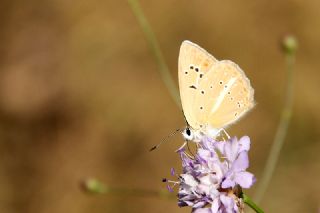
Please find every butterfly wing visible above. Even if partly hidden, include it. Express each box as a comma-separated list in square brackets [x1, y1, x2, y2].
[193, 60, 255, 129]
[178, 41, 218, 129]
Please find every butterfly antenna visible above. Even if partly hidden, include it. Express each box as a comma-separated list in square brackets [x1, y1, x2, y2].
[149, 128, 182, 152]
[181, 110, 190, 127]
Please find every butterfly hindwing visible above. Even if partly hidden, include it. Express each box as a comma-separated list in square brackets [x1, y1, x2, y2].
[194, 60, 255, 129]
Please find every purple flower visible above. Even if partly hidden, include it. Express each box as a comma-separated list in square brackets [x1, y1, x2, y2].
[221, 151, 255, 189]
[218, 137, 256, 189]
[220, 136, 251, 162]
[167, 136, 256, 213]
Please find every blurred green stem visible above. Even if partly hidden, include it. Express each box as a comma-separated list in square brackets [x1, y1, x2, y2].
[83, 177, 173, 198]
[104, 186, 174, 199]
[242, 193, 264, 213]
[253, 38, 296, 204]
[83, 179, 264, 211]
[84, 183, 264, 212]
[127, 0, 180, 107]
[83, 181, 174, 199]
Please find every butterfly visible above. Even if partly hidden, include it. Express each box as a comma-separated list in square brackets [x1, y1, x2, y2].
[179, 41, 255, 142]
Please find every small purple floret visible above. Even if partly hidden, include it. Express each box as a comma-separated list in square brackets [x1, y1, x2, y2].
[167, 184, 173, 193]
[170, 168, 175, 176]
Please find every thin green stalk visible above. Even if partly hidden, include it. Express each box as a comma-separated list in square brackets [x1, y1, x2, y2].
[253, 36, 297, 204]
[127, 0, 180, 107]
[82, 178, 174, 199]
[105, 186, 174, 199]
[83, 179, 264, 211]
[242, 193, 265, 213]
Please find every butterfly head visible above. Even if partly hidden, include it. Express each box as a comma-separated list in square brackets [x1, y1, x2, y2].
[182, 127, 203, 142]
[182, 125, 221, 142]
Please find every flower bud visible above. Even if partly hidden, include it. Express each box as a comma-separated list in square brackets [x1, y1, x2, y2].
[281, 35, 298, 55]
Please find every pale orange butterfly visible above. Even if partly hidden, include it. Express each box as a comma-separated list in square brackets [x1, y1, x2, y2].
[179, 41, 255, 142]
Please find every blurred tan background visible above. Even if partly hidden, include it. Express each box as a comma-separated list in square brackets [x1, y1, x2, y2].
[0, 0, 319, 212]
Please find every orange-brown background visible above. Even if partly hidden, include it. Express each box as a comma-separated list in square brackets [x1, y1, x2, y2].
[0, 0, 319, 212]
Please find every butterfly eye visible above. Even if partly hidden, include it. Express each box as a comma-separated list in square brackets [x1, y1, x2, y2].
[183, 128, 194, 141]
[186, 128, 191, 136]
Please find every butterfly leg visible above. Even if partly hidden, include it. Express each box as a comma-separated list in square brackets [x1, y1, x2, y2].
[218, 128, 231, 141]
[186, 141, 195, 158]
[174, 140, 195, 160]
[175, 141, 187, 153]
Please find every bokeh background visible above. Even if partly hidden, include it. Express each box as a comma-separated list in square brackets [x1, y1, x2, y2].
[0, 0, 319, 212]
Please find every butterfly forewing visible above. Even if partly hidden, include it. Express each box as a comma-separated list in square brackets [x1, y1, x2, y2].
[178, 41, 218, 129]
[194, 60, 255, 129]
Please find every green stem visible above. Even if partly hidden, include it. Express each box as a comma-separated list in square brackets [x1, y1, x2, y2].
[242, 193, 265, 213]
[83, 179, 264, 212]
[104, 186, 174, 199]
[82, 178, 174, 199]
[127, 0, 180, 107]
[253, 51, 295, 203]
